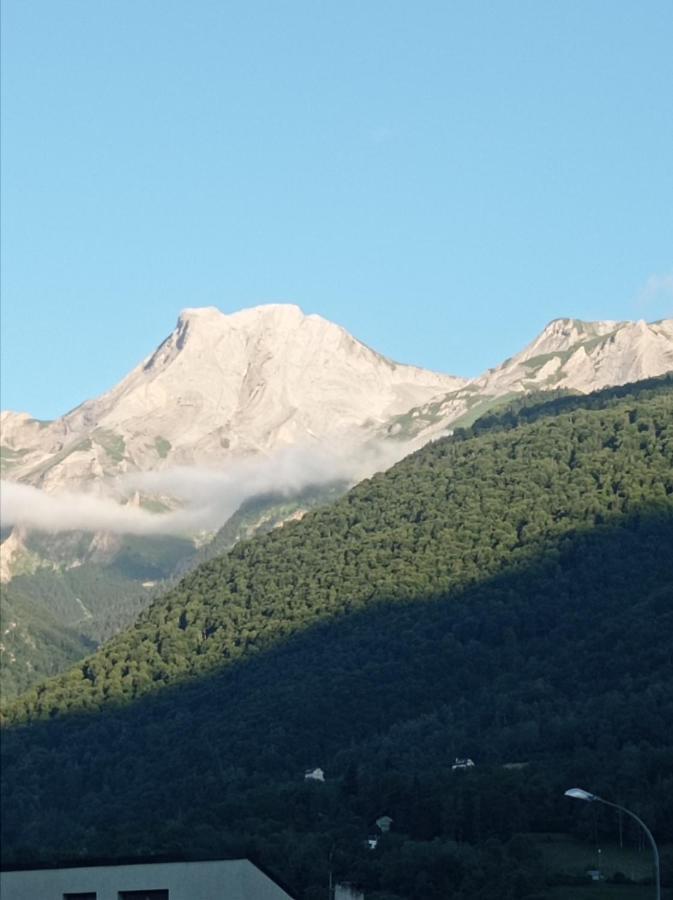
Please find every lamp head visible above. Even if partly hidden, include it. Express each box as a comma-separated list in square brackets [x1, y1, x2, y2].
[565, 788, 597, 802]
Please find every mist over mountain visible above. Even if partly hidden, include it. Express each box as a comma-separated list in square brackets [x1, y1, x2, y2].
[1, 307, 672, 699]
[2, 306, 671, 544]
[1, 304, 462, 492]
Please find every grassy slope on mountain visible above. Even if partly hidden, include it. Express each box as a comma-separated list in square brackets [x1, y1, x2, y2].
[2, 377, 672, 899]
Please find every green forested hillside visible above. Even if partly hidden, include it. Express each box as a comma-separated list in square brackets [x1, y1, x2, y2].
[192, 482, 347, 567]
[2, 377, 672, 900]
[0, 533, 197, 702]
[1, 492, 346, 701]
[0, 586, 97, 700]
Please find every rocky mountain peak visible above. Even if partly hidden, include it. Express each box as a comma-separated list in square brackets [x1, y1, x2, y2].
[1, 305, 464, 494]
[380, 316, 673, 446]
[2, 307, 671, 509]
[521, 317, 621, 359]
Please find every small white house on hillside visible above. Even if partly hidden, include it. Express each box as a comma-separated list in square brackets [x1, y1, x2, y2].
[375, 815, 393, 833]
[451, 757, 475, 770]
[0, 857, 297, 900]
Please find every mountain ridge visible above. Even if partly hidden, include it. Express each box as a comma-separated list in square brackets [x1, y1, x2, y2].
[381, 316, 673, 443]
[3, 307, 671, 491]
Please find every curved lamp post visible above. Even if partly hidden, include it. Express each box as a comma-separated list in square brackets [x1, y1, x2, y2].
[564, 788, 661, 900]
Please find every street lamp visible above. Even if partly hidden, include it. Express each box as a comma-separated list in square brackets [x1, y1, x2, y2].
[564, 788, 661, 900]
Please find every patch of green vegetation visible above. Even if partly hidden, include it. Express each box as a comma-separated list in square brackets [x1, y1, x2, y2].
[139, 497, 171, 513]
[523, 329, 622, 375]
[110, 533, 197, 581]
[154, 435, 171, 459]
[522, 349, 575, 371]
[0, 445, 29, 473]
[0, 588, 96, 702]
[24, 530, 93, 564]
[197, 482, 348, 564]
[384, 387, 487, 439]
[1, 561, 168, 703]
[0, 530, 199, 702]
[385, 407, 437, 439]
[0, 446, 29, 460]
[92, 428, 126, 463]
[580, 331, 620, 355]
[444, 392, 516, 430]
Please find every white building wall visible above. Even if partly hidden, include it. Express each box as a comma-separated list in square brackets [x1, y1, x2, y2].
[0, 858, 295, 900]
[335, 885, 364, 900]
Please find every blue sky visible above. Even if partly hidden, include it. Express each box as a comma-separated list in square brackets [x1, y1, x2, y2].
[2, 0, 672, 419]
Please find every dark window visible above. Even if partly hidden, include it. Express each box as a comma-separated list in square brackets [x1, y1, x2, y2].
[118, 892, 168, 900]
[64, 894, 96, 900]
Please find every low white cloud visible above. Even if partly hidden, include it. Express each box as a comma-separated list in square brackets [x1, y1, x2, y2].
[0, 481, 190, 536]
[0, 440, 412, 537]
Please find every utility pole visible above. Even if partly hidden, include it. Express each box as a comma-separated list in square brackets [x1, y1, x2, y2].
[328, 843, 335, 900]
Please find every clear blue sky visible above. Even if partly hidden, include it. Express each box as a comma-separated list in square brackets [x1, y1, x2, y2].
[2, 0, 672, 419]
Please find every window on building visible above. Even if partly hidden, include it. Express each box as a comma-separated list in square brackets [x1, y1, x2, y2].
[118, 892, 168, 900]
[64, 894, 96, 900]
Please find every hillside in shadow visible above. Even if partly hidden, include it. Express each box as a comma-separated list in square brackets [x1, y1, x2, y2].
[2, 510, 672, 897]
[2, 377, 672, 898]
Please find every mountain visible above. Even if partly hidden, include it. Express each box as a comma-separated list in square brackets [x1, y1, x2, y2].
[2, 377, 672, 899]
[1, 304, 463, 493]
[382, 317, 673, 443]
[1, 309, 672, 700]
[0, 305, 463, 696]
[4, 308, 671, 500]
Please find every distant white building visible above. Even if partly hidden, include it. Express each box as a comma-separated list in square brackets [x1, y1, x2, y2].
[451, 757, 475, 770]
[0, 857, 297, 900]
[586, 869, 604, 882]
[304, 767, 325, 782]
[335, 883, 364, 900]
[375, 815, 393, 833]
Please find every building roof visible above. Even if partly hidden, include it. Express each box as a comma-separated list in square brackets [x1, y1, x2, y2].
[0, 854, 297, 899]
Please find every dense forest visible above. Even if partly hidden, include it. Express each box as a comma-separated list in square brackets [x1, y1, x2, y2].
[0, 533, 197, 701]
[1, 376, 672, 899]
[1, 489, 345, 702]
[193, 482, 347, 567]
